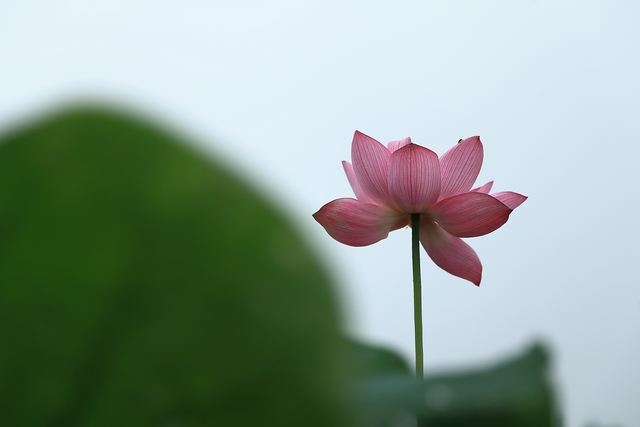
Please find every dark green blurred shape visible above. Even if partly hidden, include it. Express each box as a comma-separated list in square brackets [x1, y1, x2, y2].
[0, 106, 348, 426]
[346, 339, 412, 380]
[352, 343, 561, 427]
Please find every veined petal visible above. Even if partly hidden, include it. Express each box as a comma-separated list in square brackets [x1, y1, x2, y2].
[491, 191, 527, 210]
[351, 131, 393, 206]
[429, 192, 511, 238]
[342, 161, 376, 204]
[388, 144, 441, 213]
[390, 216, 411, 231]
[387, 137, 412, 153]
[472, 181, 494, 194]
[439, 136, 483, 199]
[313, 198, 405, 246]
[419, 219, 482, 286]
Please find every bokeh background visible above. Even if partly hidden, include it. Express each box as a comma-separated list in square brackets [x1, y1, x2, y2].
[1, 1, 638, 425]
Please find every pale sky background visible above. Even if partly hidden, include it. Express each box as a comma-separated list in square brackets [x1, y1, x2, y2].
[1, 1, 639, 426]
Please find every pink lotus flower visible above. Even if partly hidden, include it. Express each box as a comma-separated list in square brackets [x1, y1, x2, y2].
[313, 131, 526, 286]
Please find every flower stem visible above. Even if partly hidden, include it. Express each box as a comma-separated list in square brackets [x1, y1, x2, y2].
[411, 213, 423, 379]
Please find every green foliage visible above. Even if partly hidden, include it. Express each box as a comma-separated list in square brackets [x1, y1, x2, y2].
[345, 339, 412, 380]
[0, 106, 348, 426]
[351, 342, 561, 427]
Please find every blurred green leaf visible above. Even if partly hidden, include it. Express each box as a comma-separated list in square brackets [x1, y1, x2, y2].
[345, 338, 412, 380]
[0, 106, 349, 426]
[351, 343, 561, 427]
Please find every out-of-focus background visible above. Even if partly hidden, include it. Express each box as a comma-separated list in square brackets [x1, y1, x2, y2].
[1, 1, 638, 425]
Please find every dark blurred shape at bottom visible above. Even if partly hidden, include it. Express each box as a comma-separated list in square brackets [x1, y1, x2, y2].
[349, 341, 561, 427]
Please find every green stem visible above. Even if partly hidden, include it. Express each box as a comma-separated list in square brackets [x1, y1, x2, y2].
[411, 213, 423, 379]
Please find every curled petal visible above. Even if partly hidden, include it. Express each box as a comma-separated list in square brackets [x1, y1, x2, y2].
[491, 191, 528, 209]
[313, 198, 406, 246]
[429, 192, 511, 238]
[439, 136, 483, 199]
[351, 131, 393, 206]
[342, 161, 375, 204]
[419, 219, 482, 286]
[472, 181, 494, 194]
[387, 137, 412, 153]
[388, 144, 441, 213]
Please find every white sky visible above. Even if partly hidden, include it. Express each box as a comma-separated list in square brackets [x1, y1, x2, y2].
[2, 1, 639, 426]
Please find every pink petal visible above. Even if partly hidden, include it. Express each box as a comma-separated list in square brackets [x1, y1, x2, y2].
[419, 219, 482, 286]
[439, 136, 484, 199]
[491, 191, 528, 209]
[387, 137, 412, 153]
[342, 161, 376, 204]
[313, 198, 406, 246]
[429, 192, 511, 238]
[472, 181, 494, 194]
[390, 216, 411, 231]
[351, 131, 393, 206]
[388, 143, 441, 213]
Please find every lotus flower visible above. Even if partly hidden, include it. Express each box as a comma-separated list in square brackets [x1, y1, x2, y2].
[313, 131, 526, 286]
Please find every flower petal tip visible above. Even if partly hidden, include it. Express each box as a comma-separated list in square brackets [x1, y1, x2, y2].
[387, 137, 412, 152]
[472, 181, 494, 194]
[493, 191, 528, 210]
[460, 135, 481, 145]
